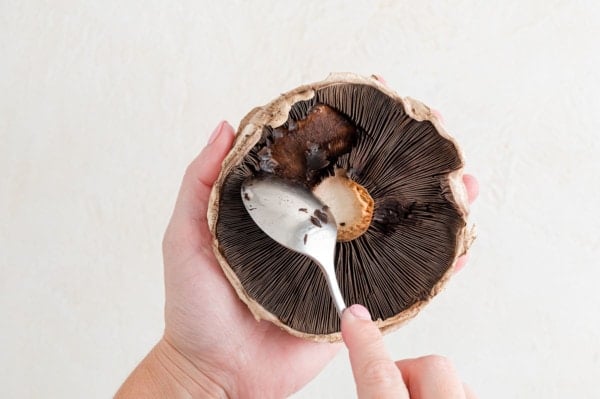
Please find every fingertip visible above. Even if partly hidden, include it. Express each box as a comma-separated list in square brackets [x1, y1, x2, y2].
[222, 120, 235, 137]
[341, 305, 387, 356]
[176, 121, 235, 208]
[346, 304, 372, 321]
[191, 120, 235, 185]
[463, 174, 479, 204]
[208, 120, 235, 147]
[395, 355, 465, 398]
[454, 254, 469, 274]
[341, 304, 376, 345]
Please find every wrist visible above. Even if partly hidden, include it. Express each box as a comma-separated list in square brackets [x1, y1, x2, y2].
[116, 338, 229, 399]
[153, 338, 230, 398]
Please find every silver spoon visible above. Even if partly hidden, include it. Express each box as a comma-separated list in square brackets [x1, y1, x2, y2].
[241, 176, 347, 315]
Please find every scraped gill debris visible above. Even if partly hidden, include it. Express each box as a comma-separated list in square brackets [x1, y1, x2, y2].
[257, 104, 357, 187]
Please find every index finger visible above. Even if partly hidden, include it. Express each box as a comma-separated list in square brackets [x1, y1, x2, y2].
[341, 305, 409, 399]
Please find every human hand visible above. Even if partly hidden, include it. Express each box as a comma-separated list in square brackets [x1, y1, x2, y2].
[340, 157, 479, 398]
[117, 112, 478, 398]
[342, 304, 478, 399]
[116, 121, 341, 398]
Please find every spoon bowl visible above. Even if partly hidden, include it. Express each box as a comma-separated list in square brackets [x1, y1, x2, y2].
[241, 176, 347, 315]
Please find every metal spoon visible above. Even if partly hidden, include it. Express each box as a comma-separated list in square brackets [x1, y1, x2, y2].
[241, 176, 347, 315]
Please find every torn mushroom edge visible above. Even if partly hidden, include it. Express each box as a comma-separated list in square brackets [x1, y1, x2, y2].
[207, 72, 476, 343]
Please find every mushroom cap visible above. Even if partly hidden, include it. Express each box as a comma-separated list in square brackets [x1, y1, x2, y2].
[207, 73, 475, 342]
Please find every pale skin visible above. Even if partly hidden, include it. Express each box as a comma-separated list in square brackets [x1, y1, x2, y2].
[116, 117, 479, 398]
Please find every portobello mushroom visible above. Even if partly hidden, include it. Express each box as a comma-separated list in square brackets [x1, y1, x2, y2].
[207, 73, 474, 342]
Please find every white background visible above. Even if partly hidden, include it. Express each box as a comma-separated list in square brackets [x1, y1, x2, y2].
[2, 1, 599, 398]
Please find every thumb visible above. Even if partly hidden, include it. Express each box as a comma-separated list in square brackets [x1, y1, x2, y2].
[175, 120, 234, 219]
[165, 121, 235, 246]
[341, 305, 409, 399]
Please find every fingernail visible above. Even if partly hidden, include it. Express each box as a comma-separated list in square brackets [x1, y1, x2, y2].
[208, 121, 226, 145]
[348, 304, 371, 320]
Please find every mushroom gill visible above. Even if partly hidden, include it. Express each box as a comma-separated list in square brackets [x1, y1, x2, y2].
[208, 73, 473, 342]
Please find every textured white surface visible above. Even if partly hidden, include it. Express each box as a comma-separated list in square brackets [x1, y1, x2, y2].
[1, 1, 599, 398]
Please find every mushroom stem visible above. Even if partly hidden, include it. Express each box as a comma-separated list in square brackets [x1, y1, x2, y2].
[313, 169, 374, 242]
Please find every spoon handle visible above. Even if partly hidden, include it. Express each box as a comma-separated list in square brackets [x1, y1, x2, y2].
[317, 257, 347, 316]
